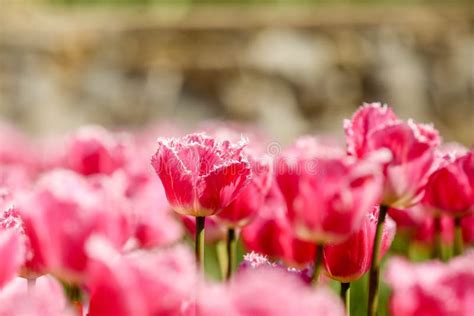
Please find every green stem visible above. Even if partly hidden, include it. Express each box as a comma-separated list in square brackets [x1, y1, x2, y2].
[367, 204, 388, 316]
[226, 227, 237, 280]
[311, 243, 324, 286]
[216, 240, 227, 280]
[62, 282, 82, 303]
[340, 282, 351, 314]
[454, 217, 464, 256]
[195, 216, 206, 271]
[432, 215, 443, 260]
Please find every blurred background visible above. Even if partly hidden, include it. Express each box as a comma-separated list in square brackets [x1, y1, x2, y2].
[0, 0, 473, 144]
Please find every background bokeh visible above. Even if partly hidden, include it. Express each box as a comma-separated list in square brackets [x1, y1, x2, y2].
[1, 0, 473, 144]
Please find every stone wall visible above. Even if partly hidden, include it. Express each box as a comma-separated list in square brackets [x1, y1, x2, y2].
[0, 5, 473, 144]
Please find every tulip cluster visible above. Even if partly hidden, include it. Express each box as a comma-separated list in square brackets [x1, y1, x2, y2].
[0, 103, 472, 316]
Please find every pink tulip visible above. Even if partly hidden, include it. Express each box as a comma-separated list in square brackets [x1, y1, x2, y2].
[0, 276, 74, 316]
[323, 207, 396, 282]
[388, 205, 455, 247]
[0, 122, 37, 173]
[0, 165, 32, 192]
[241, 183, 315, 266]
[461, 214, 474, 245]
[66, 126, 129, 176]
[388, 205, 425, 230]
[194, 283, 238, 316]
[424, 151, 474, 216]
[385, 252, 474, 316]
[216, 154, 273, 227]
[230, 267, 345, 316]
[87, 238, 196, 316]
[151, 133, 251, 217]
[18, 170, 131, 282]
[345, 103, 440, 208]
[0, 230, 25, 289]
[131, 178, 183, 248]
[276, 137, 383, 243]
[413, 215, 454, 245]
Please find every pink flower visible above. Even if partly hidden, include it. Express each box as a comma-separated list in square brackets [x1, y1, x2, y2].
[462, 214, 474, 245]
[230, 268, 345, 316]
[0, 122, 37, 173]
[18, 170, 131, 282]
[344, 103, 398, 158]
[276, 137, 383, 243]
[345, 103, 440, 208]
[66, 126, 129, 176]
[0, 276, 74, 316]
[87, 238, 196, 316]
[0, 165, 32, 192]
[385, 252, 474, 316]
[0, 230, 25, 289]
[241, 183, 315, 266]
[151, 133, 251, 217]
[323, 207, 396, 282]
[216, 154, 273, 227]
[239, 252, 313, 284]
[413, 215, 454, 245]
[131, 178, 183, 248]
[424, 151, 474, 216]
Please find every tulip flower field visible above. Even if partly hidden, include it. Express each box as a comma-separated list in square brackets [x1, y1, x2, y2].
[0, 103, 473, 316]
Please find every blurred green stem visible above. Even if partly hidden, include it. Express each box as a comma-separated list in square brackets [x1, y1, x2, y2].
[196, 216, 205, 271]
[432, 215, 443, 260]
[454, 217, 464, 256]
[368, 204, 388, 316]
[226, 227, 237, 280]
[311, 243, 324, 286]
[340, 282, 351, 314]
[63, 282, 82, 305]
[216, 240, 227, 280]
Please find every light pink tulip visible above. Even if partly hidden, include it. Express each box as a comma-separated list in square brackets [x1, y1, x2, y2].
[385, 252, 474, 316]
[230, 267, 345, 316]
[18, 170, 131, 282]
[0, 276, 73, 316]
[87, 238, 196, 316]
[0, 230, 25, 289]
